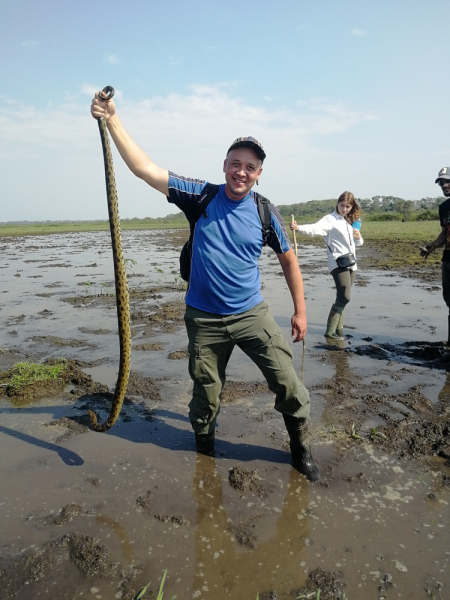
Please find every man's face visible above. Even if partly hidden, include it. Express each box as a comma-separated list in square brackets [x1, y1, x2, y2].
[438, 178, 450, 197]
[223, 148, 263, 200]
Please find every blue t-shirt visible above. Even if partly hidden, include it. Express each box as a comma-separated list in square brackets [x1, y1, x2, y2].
[168, 173, 290, 315]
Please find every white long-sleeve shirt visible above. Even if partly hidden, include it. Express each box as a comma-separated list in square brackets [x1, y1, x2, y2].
[296, 211, 364, 272]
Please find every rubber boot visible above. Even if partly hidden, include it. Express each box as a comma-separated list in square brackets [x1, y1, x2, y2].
[324, 307, 344, 340]
[283, 415, 320, 482]
[195, 430, 215, 456]
[336, 310, 345, 338]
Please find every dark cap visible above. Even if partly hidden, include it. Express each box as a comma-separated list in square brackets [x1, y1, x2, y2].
[227, 136, 266, 162]
[435, 167, 450, 183]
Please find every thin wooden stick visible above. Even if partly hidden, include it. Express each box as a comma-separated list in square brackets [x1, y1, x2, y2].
[291, 214, 298, 256]
[300, 338, 305, 383]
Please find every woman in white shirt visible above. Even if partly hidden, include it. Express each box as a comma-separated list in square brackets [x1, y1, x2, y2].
[290, 191, 363, 340]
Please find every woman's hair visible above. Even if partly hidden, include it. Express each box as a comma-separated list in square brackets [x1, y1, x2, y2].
[336, 191, 362, 224]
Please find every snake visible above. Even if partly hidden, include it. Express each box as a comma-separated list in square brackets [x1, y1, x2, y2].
[88, 86, 132, 432]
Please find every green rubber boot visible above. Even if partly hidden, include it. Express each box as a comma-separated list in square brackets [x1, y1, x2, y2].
[324, 307, 344, 340]
[336, 310, 345, 338]
[283, 415, 320, 482]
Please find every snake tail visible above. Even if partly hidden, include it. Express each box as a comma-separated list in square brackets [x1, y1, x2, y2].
[89, 91, 131, 432]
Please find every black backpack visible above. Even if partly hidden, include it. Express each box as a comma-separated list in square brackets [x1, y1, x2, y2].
[179, 183, 272, 282]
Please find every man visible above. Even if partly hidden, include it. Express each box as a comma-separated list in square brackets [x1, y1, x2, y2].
[90, 92, 319, 482]
[421, 167, 450, 346]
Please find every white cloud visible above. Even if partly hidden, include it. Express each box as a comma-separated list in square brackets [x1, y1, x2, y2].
[0, 85, 382, 221]
[350, 29, 367, 37]
[80, 84, 100, 97]
[105, 54, 120, 65]
[21, 40, 38, 47]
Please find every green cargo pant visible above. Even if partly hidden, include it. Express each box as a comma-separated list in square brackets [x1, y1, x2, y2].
[184, 301, 311, 435]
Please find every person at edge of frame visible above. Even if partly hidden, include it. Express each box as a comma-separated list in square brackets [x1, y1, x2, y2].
[90, 91, 319, 482]
[290, 192, 363, 341]
[420, 167, 450, 346]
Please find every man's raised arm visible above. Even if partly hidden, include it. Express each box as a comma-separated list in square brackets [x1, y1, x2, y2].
[91, 92, 169, 197]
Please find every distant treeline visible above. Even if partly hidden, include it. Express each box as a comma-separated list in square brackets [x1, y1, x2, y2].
[1, 195, 445, 228]
[277, 195, 445, 223]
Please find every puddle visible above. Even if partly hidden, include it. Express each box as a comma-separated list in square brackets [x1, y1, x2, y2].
[0, 230, 449, 599]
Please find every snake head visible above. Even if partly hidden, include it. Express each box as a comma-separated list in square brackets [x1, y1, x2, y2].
[99, 86, 115, 101]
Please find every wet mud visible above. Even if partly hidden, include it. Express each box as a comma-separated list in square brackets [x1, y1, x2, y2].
[0, 532, 141, 600]
[228, 465, 266, 496]
[292, 568, 347, 600]
[0, 229, 449, 599]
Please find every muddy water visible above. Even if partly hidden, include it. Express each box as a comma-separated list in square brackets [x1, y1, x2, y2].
[0, 231, 449, 599]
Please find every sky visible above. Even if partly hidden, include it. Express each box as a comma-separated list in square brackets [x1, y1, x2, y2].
[1, 0, 449, 222]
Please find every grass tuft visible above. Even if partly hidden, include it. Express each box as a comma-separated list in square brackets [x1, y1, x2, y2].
[7, 359, 67, 390]
[133, 569, 176, 600]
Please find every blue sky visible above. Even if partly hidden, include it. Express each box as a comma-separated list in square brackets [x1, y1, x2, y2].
[1, 0, 449, 221]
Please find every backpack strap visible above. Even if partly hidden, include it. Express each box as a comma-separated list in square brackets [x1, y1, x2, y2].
[188, 183, 221, 235]
[180, 183, 220, 283]
[254, 193, 272, 246]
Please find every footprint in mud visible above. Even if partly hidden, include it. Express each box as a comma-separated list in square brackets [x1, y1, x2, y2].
[27, 502, 92, 527]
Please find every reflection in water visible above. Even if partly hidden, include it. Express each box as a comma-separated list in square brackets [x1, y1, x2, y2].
[96, 514, 136, 563]
[326, 346, 352, 390]
[192, 455, 309, 599]
[320, 346, 354, 432]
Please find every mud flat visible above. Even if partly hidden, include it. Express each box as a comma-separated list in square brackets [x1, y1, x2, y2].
[0, 230, 449, 600]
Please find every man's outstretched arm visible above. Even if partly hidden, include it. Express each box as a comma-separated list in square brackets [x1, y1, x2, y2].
[91, 92, 169, 196]
[277, 248, 307, 342]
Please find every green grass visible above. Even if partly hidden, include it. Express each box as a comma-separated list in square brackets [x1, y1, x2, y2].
[133, 571, 269, 600]
[355, 220, 440, 242]
[291, 220, 441, 243]
[290, 219, 443, 272]
[6, 359, 67, 390]
[0, 219, 189, 238]
[1, 218, 441, 242]
[133, 570, 175, 600]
